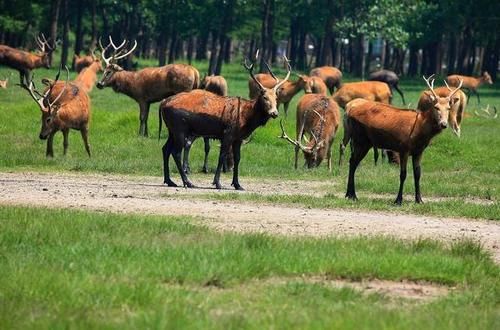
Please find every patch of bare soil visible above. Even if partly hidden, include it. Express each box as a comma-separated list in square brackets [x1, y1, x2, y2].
[0, 171, 499, 263]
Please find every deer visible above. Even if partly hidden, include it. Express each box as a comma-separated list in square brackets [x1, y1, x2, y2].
[342, 75, 463, 205]
[74, 57, 103, 93]
[0, 33, 55, 86]
[417, 81, 467, 137]
[368, 69, 406, 104]
[446, 71, 493, 105]
[183, 74, 233, 174]
[19, 66, 92, 158]
[159, 52, 291, 190]
[279, 94, 341, 171]
[74, 48, 99, 73]
[0, 77, 7, 89]
[309, 66, 342, 95]
[96, 36, 199, 137]
[248, 64, 312, 116]
[306, 76, 328, 95]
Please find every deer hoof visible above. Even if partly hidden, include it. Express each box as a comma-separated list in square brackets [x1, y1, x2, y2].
[232, 183, 244, 191]
[164, 180, 178, 187]
[393, 199, 403, 206]
[213, 182, 222, 190]
[415, 196, 423, 204]
[202, 167, 209, 174]
[345, 193, 358, 201]
[184, 181, 196, 188]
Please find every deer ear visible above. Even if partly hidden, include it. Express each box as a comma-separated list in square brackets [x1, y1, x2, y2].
[424, 91, 436, 102]
[450, 96, 459, 105]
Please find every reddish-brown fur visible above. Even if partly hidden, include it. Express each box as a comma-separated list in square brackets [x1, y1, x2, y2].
[446, 72, 492, 104]
[418, 86, 467, 137]
[309, 66, 342, 94]
[342, 77, 462, 204]
[332, 81, 392, 108]
[74, 54, 95, 73]
[74, 59, 103, 93]
[248, 73, 312, 115]
[0, 44, 52, 85]
[201, 74, 228, 96]
[280, 94, 340, 170]
[306, 76, 328, 95]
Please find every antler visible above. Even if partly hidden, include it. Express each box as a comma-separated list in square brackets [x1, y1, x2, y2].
[273, 55, 292, 92]
[244, 49, 266, 90]
[443, 78, 463, 98]
[422, 74, 439, 100]
[99, 36, 137, 66]
[279, 119, 313, 154]
[474, 104, 498, 119]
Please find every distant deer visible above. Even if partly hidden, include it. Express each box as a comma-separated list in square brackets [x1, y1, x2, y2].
[74, 57, 103, 93]
[97, 36, 199, 136]
[159, 52, 291, 190]
[201, 74, 228, 96]
[248, 63, 311, 116]
[0, 33, 55, 85]
[306, 76, 328, 95]
[446, 71, 493, 104]
[0, 77, 8, 89]
[74, 48, 99, 73]
[309, 66, 342, 94]
[342, 75, 463, 204]
[368, 69, 405, 104]
[19, 66, 91, 157]
[279, 94, 341, 171]
[417, 81, 467, 137]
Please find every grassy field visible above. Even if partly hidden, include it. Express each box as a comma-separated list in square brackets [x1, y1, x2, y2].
[0, 60, 499, 219]
[0, 205, 499, 329]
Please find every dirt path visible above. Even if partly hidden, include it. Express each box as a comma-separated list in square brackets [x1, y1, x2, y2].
[1, 171, 499, 263]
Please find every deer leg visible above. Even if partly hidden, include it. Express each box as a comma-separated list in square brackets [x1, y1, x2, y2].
[224, 144, 234, 173]
[475, 90, 481, 105]
[213, 134, 231, 189]
[138, 102, 150, 137]
[373, 147, 379, 165]
[412, 153, 423, 203]
[202, 137, 211, 173]
[162, 136, 178, 187]
[394, 152, 409, 205]
[394, 84, 406, 105]
[46, 132, 56, 158]
[80, 127, 91, 157]
[63, 129, 69, 155]
[182, 136, 194, 174]
[327, 142, 333, 172]
[231, 140, 243, 190]
[172, 135, 195, 188]
[345, 142, 370, 201]
[283, 102, 290, 117]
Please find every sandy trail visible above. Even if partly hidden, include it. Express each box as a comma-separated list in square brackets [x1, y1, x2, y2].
[0, 171, 498, 263]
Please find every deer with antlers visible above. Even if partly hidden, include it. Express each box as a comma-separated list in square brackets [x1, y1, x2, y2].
[74, 48, 99, 73]
[446, 71, 493, 105]
[279, 94, 341, 171]
[342, 75, 463, 204]
[309, 66, 343, 95]
[159, 52, 291, 190]
[19, 66, 91, 157]
[0, 34, 55, 86]
[96, 36, 200, 137]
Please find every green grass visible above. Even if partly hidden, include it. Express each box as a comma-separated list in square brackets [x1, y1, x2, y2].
[0, 205, 499, 329]
[0, 61, 499, 218]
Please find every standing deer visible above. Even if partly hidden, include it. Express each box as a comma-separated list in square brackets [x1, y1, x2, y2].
[279, 94, 341, 171]
[74, 48, 98, 73]
[446, 71, 493, 105]
[368, 69, 405, 104]
[342, 75, 463, 204]
[159, 53, 291, 190]
[96, 36, 199, 136]
[248, 69, 312, 116]
[0, 33, 55, 85]
[19, 66, 92, 157]
[309, 66, 342, 94]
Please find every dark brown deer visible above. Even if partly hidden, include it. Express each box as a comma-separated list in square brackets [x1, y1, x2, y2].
[279, 94, 341, 171]
[368, 69, 405, 104]
[309, 66, 342, 94]
[19, 66, 92, 157]
[96, 36, 199, 136]
[159, 53, 291, 190]
[342, 75, 463, 204]
[446, 71, 493, 104]
[0, 33, 55, 85]
[74, 48, 98, 73]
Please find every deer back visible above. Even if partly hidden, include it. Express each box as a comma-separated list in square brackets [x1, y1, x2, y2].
[333, 81, 391, 108]
[0, 45, 46, 71]
[202, 75, 228, 96]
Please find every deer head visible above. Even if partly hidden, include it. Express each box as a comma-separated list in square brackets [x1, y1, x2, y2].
[482, 71, 493, 85]
[96, 36, 137, 89]
[422, 75, 463, 130]
[35, 33, 55, 69]
[244, 50, 291, 118]
[19, 66, 70, 139]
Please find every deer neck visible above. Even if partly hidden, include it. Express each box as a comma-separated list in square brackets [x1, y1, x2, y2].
[411, 110, 442, 146]
[281, 81, 302, 101]
[237, 97, 271, 138]
[110, 70, 137, 98]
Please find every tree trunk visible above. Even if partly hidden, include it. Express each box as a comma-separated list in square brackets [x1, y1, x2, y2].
[224, 37, 232, 63]
[186, 37, 194, 65]
[318, 0, 334, 66]
[195, 31, 209, 60]
[447, 33, 457, 74]
[90, 0, 97, 49]
[208, 31, 218, 75]
[158, 35, 167, 66]
[60, 0, 70, 68]
[49, 0, 62, 65]
[72, 0, 84, 69]
[407, 44, 419, 76]
[259, 0, 275, 73]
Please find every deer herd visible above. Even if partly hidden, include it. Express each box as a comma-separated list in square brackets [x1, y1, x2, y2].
[0, 34, 495, 204]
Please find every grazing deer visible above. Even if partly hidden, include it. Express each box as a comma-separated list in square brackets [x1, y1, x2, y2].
[201, 74, 228, 96]
[19, 66, 91, 157]
[342, 75, 463, 204]
[0, 33, 55, 85]
[306, 76, 328, 95]
[0, 77, 8, 89]
[97, 36, 199, 136]
[417, 81, 467, 137]
[368, 69, 405, 104]
[74, 48, 99, 73]
[279, 94, 340, 171]
[446, 71, 493, 105]
[309, 66, 342, 94]
[159, 53, 291, 190]
[248, 69, 312, 116]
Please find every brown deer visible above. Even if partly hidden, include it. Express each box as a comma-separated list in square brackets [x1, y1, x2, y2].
[342, 75, 463, 204]
[159, 53, 291, 190]
[279, 94, 341, 171]
[446, 71, 493, 105]
[309, 66, 342, 94]
[74, 48, 98, 73]
[96, 36, 199, 136]
[248, 70, 312, 116]
[368, 69, 405, 104]
[0, 33, 55, 85]
[0, 77, 7, 89]
[306, 76, 328, 95]
[417, 81, 467, 137]
[19, 66, 91, 157]
[201, 74, 228, 96]
[74, 57, 103, 93]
